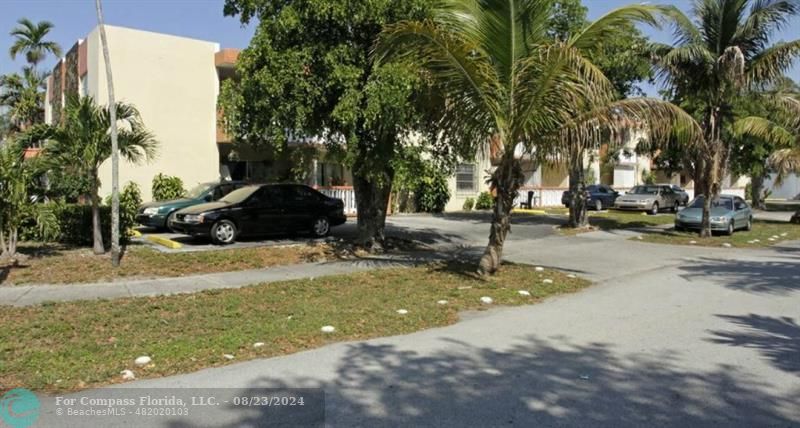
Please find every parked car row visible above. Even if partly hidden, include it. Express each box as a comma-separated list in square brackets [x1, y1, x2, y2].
[137, 182, 347, 244]
[562, 184, 691, 214]
[675, 195, 753, 235]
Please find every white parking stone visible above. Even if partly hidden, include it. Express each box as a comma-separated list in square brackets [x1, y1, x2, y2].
[535, 267, 545, 272]
[253, 342, 265, 349]
[518, 290, 531, 296]
[134, 356, 151, 367]
[120, 370, 136, 381]
[436, 300, 449, 305]
[223, 354, 235, 360]
[321, 325, 336, 333]
[480, 296, 493, 305]
[543, 279, 554, 284]
[396, 309, 408, 315]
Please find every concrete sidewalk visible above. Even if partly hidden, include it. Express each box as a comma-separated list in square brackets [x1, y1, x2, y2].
[0, 253, 445, 307]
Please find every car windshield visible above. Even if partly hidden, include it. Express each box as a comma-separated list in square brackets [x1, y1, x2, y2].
[688, 197, 733, 210]
[220, 186, 260, 204]
[187, 183, 214, 199]
[630, 186, 660, 195]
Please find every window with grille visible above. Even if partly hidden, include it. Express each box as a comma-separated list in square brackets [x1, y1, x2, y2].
[456, 164, 477, 192]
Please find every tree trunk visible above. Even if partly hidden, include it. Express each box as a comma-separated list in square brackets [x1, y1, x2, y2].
[0, 228, 7, 259]
[567, 155, 588, 228]
[478, 152, 523, 275]
[750, 174, 765, 210]
[96, 0, 121, 267]
[91, 188, 105, 255]
[353, 173, 392, 251]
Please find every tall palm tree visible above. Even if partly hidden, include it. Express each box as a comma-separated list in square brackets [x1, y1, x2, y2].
[9, 18, 62, 67]
[651, 0, 800, 237]
[95, 0, 123, 266]
[0, 67, 47, 132]
[36, 96, 157, 254]
[376, 0, 700, 274]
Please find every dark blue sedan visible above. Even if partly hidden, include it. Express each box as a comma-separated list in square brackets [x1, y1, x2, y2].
[562, 185, 620, 211]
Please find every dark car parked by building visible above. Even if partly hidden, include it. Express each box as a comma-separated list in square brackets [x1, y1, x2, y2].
[169, 184, 347, 245]
[670, 184, 691, 206]
[562, 184, 619, 211]
[137, 181, 247, 230]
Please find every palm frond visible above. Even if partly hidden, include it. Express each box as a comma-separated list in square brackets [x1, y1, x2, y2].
[768, 148, 800, 183]
[733, 115, 797, 146]
[747, 39, 800, 87]
[568, 4, 664, 51]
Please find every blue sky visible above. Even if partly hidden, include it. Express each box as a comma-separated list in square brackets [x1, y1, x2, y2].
[1, 0, 798, 97]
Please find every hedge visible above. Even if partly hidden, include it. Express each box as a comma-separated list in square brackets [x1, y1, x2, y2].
[20, 204, 132, 247]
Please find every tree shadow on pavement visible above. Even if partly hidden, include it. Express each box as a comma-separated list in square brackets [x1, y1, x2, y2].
[708, 314, 800, 375]
[678, 257, 800, 295]
[167, 336, 799, 427]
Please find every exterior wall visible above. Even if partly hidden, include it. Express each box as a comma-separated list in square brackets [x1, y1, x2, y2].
[444, 148, 493, 212]
[85, 26, 220, 201]
[764, 173, 800, 200]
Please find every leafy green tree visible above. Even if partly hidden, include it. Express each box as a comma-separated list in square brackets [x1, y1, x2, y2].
[9, 18, 62, 67]
[376, 0, 698, 273]
[220, 0, 430, 249]
[549, 0, 654, 97]
[0, 141, 58, 261]
[0, 66, 46, 132]
[651, 0, 800, 237]
[34, 96, 157, 254]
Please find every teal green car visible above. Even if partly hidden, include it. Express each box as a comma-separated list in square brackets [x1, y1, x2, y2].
[136, 181, 246, 230]
[675, 195, 753, 235]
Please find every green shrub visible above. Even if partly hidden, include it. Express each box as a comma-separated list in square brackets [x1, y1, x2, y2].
[475, 191, 494, 210]
[414, 174, 450, 213]
[105, 182, 142, 237]
[151, 173, 185, 201]
[19, 203, 137, 247]
[642, 169, 657, 185]
[463, 197, 475, 211]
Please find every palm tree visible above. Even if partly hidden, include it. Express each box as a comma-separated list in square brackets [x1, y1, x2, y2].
[36, 96, 157, 254]
[0, 141, 58, 261]
[0, 67, 47, 132]
[95, 0, 123, 266]
[736, 93, 800, 221]
[651, 0, 800, 237]
[376, 0, 700, 274]
[9, 18, 62, 67]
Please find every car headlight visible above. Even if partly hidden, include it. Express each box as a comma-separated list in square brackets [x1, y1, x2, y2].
[143, 207, 159, 216]
[710, 216, 727, 223]
[183, 214, 205, 224]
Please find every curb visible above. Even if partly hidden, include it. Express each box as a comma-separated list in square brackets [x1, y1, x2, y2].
[145, 235, 183, 249]
[513, 209, 547, 215]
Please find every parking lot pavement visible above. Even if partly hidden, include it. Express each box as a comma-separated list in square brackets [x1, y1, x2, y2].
[136, 213, 560, 252]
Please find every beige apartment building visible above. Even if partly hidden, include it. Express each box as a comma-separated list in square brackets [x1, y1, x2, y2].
[45, 25, 231, 201]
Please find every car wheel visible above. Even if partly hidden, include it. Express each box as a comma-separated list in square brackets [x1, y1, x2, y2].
[595, 199, 603, 211]
[672, 201, 680, 213]
[650, 203, 659, 215]
[745, 217, 753, 231]
[726, 221, 735, 236]
[312, 216, 331, 238]
[211, 219, 237, 245]
[166, 211, 179, 233]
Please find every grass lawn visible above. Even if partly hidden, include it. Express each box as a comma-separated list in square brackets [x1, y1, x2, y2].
[0, 262, 588, 392]
[635, 220, 800, 248]
[2, 243, 335, 285]
[557, 210, 676, 235]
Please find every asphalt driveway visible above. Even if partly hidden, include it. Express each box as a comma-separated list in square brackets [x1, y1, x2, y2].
[43, 219, 800, 427]
[135, 211, 559, 252]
